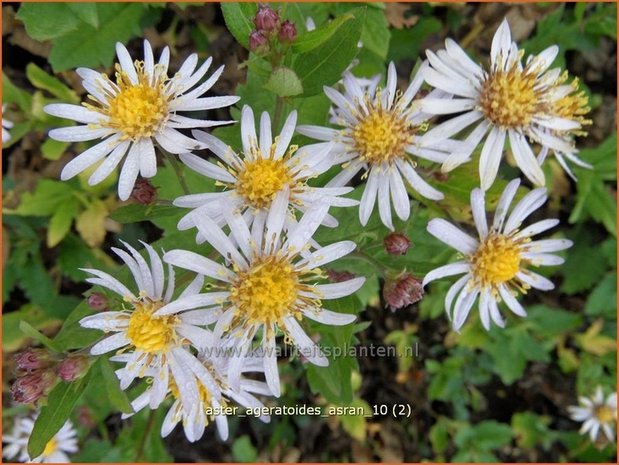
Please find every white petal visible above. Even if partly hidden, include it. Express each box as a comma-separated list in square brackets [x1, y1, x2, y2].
[479, 128, 507, 191]
[422, 262, 470, 286]
[302, 307, 357, 326]
[163, 250, 235, 282]
[503, 187, 547, 234]
[509, 131, 545, 187]
[283, 316, 328, 366]
[274, 111, 297, 159]
[498, 285, 527, 317]
[90, 332, 129, 355]
[118, 143, 140, 200]
[60, 135, 121, 180]
[516, 270, 554, 291]
[314, 277, 365, 299]
[427, 218, 478, 254]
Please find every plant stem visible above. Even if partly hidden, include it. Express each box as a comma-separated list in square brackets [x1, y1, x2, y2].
[168, 154, 190, 195]
[135, 410, 156, 462]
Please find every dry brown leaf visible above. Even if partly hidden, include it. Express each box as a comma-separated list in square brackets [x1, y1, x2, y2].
[385, 3, 419, 29]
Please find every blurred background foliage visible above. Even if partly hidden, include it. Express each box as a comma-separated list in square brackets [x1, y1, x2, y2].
[2, 2, 617, 462]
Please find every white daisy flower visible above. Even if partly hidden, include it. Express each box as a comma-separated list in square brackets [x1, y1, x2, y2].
[175, 105, 357, 242]
[568, 386, 617, 444]
[79, 240, 219, 410]
[297, 62, 457, 231]
[2, 104, 13, 143]
[44, 39, 239, 200]
[422, 178, 572, 331]
[162, 205, 365, 398]
[120, 341, 271, 442]
[2, 414, 78, 463]
[418, 18, 591, 190]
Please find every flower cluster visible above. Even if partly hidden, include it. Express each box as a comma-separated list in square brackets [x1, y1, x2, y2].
[33, 17, 603, 447]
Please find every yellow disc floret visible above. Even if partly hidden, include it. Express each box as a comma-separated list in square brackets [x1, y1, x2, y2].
[479, 68, 540, 129]
[594, 405, 616, 424]
[352, 107, 416, 165]
[235, 157, 293, 209]
[470, 234, 522, 289]
[42, 438, 58, 457]
[127, 299, 178, 353]
[230, 255, 300, 327]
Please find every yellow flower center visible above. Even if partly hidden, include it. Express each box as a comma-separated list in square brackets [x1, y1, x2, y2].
[126, 299, 179, 353]
[594, 405, 615, 424]
[470, 234, 521, 289]
[352, 108, 416, 165]
[479, 69, 540, 128]
[42, 438, 57, 457]
[92, 63, 169, 140]
[169, 377, 213, 406]
[230, 255, 300, 327]
[550, 75, 591, 136]
[235, 157, 293, 209]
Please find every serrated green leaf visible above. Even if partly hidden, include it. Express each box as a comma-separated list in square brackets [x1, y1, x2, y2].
[98, 358, 133, 414]
[291, 13, 354, 54]
[264, 67, 303, 97]
[28, 369, 92, 458]
[47, 198, 79, 248]
[67, 3, 99, 29]
[221, 3, 257, 49]
[14, 179, 75, 217]
[16, 3, 80, 41]
[26, 63, 79, 103]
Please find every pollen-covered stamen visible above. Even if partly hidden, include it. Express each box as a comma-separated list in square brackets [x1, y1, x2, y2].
[551, 75, 592, 135]
[126, 298, 179, 353]
[351, 96, 417, 165]
[594, 405, 615, 424]
[470, 233, 522, 290]
[229, 255, 320, 328]
[91, 62, 170, 140]
[479, 66, 541, 129]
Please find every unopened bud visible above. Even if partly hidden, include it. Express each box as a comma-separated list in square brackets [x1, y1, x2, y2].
[11, 369, 57, 404]
[14, 348, 52, 373]
[253, 5, 279, 32]
[383, 273, 423, 311]
[87, 292, 108, 311]
[326, 269, 356, 283]
[249, 30, 269, 53]
[130, 178, 157, 205]
[57, 355, 90, 382]
[384, 232, 411, 255]
[278, 20, 297, 43]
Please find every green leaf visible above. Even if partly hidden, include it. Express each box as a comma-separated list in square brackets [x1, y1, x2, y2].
[3, 304, 60, 352]
[232, 435, 258, 462]
[586, 273, 617, 318]
[66, 3, 99, 29]
[54, 301, 102, 351]
[221, 3, 257, 49]
[41, 139, 70, 161]
[511, 412, 551, 449]
[26, 63, 79, 103]
[454, 420, 513, 451]
[430, 418, 451, 455]
[19, 321, 61, 352]
[291, 13, 355, 53]
[14, 179, 75, 217]
[16, 3, 80, 41]
[28, 369, 93, 458]
[359, 7, 390, 59]
[3, 75, 33, 113]
[264, 67, 303, 97]
[47, 198, 79, 247]
[293, 8, 364, 96]
[48, 3, 147, 72]
[98, 358, 133, 414]
[109, 203, 179, 224]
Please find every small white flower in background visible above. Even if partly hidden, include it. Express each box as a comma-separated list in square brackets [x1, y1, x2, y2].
[423, 178, 572, 331]
[163, 205, 365, 398]
[79, 241, 220, 412]
[175, 105, 357, 243]
[298, 62, 458, 231]
[2, 414, 78, 463]
[418, 18, 591, 190]
[44, 39, 239, 200]
[568, 386, 617, 444]
[2, 104, 13, 143]
[121, 341, 272, 442]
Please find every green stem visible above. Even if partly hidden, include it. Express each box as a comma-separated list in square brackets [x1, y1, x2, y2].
[168, 154, 190, 195]
[135, 410, 156, 462]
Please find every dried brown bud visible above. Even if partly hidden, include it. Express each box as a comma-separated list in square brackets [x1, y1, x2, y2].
[10, 369, 57, 404]
[384, 232, 411, 255]
[278, 20, 297, 43]
[383, 273, 424, 311]
[130, 178, 157, 204]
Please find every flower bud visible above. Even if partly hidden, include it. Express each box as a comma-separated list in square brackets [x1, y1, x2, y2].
[326, 269, 356, 283]
[383, 273, 424, 311]
[249, 30, 269, 53]
[10, 369, 57, 404]
[87, 292, 108, 312]
[14, 348, 52, 373]
[384, 232, 411, 255]
[253, 5, 279, 32]
[278, 20, 297, 43]
[130, 178, 157, 205]
[57, 355, 90, 382]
